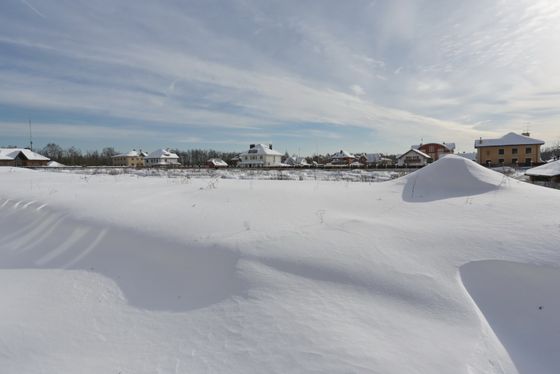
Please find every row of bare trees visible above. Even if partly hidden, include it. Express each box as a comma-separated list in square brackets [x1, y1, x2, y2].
[39, 143, 119, 166]
[34, 144, 241, 166]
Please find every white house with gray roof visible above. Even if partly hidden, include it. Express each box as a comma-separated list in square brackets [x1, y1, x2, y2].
[144, 149, 180, 167]
[238, 144, 283, 167]
[397, 148, 432, 167]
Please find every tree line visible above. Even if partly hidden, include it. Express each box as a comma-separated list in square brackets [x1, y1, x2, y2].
[541, 142, 560, 161]
[33, 143, 242, 166]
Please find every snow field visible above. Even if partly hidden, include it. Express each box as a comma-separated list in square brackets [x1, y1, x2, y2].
[1, 156, 560, 373]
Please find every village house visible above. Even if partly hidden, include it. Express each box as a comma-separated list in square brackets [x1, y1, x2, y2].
[359, 153, 394, 167]
[207, 158, 228, 169]
[0, 148, 50, 167]
[525, 159, 560, 188]
[329, 150, 356, 165]
[397, 148, 432, 167]
[474, 132, 544, 166]
[412, 142, 455, 161]
[285, 155, 309, 167]
[144, 149, 180, 167]
[111, 150, 147, 167]
[238, 144, 283, 168]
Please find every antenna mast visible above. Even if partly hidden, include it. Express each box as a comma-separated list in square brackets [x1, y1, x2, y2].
[29, 120, 33, 151]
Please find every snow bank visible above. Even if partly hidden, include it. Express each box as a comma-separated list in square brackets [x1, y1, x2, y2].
[401, 155, 507, 202]
[42, 166, 403, 183]
[0, 200, 245, 311]
[461, 261, 560, 374]
[1, 163, 559, 373]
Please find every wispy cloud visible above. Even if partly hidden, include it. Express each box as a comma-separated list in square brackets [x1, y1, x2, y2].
[20, 0, 46, 19]
[1, 0, 559, 153]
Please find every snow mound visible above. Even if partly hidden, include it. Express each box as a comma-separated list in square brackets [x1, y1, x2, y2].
[401, 155, 507, 202]
[461, 260, 560, 374]
[0, 200, 245, 311]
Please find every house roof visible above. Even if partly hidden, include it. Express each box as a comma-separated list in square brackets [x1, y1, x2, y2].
[286, 155, 309, 166]
[413, 142, 456, 151]
[207, 158, 228, 167]
[0, 148, 50, 161]
[474, 132, 545, 148]
[331, 150, 355, 159]
[364, 153, 391, 163]
[398, 148, 432, 160]
[112, 150, 145, 158]
[145, 149, 179, 159]
[525, 159, 560, 177]
[240, 144, 283, 156]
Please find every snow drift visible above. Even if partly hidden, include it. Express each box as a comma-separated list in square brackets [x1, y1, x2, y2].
[401, 155, 507, 202]
[0, 200, 245, 311]
[1, 161, 559, 373]
[461, 260, 560, 374]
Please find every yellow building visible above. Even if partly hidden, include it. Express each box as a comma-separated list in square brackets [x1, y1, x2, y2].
[111, 150, 147, 167]
[474, 132, 544, 166]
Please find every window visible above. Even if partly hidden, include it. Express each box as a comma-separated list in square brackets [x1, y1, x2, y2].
[525, 147, 532, 154]
[512, 148, 518, 154]
[512, 158, 518, 164]
[498, 148, 504, 155]
[498, 159, 504, 164]
[525, 158, 532, 165]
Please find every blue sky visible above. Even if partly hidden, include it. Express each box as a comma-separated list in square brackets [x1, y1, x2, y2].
[1, 0, 560, 155]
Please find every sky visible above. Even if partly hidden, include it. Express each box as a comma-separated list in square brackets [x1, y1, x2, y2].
[1, 0, 560, 155]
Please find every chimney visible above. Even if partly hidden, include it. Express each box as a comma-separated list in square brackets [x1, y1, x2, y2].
[522, 132, 530, 137]
[479, 137, 483, 144]
[269, 144, 273, 150]
[250, 144, 255, 149]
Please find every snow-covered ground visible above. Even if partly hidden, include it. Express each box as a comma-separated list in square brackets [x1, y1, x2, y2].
[1, 155, 559, 373]
[42, 166, 405, 183]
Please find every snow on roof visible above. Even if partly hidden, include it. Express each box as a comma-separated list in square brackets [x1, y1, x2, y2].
[475, 132, 545, 148]
[145, 149, 179, 159]
[0, 148, 50, 161]
[207, 158, 228, 167]
[240, 144, 283, 156]
[285, 155, 309, 166]
[331, 150, 355, 159]
[398, 148, 431, 160]
[525, 159, 560, 177]
[413, 142, 456, 151]
[112, 150, 144, 158]
[46, 160, 65, 167]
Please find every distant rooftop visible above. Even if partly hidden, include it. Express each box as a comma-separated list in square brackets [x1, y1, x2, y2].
[145, 149, 179, 159]
[412, 142, 456, 151]
[475, 132, 545, 148]
[0, 148, 50, 161]
[240, 144, 283, 156]
[525, 159, 560, 177]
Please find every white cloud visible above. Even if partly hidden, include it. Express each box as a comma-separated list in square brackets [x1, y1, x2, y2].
[1, 0, 559, 152]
